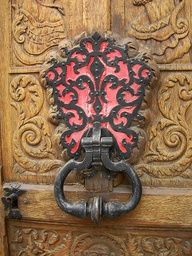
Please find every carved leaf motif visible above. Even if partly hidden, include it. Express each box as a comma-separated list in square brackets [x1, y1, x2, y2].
[137, 74, 192, 178]
[11, 228, 71, 256]
[127, 235, 144, 256]
[10, 75, 43, 120]
[127, 235, 192, 256]
[12, 10, 27, 44]
[10, 75, 63, 174]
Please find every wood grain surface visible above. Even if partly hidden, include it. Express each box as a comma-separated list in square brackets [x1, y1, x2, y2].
[0, 0, 192, 255]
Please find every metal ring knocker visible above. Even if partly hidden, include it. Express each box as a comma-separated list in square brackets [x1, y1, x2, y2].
[54, 122, 142, 223]
[43, 32, 157, 223]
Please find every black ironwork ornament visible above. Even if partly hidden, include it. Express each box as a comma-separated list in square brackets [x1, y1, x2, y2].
[42, 32, 158, 223]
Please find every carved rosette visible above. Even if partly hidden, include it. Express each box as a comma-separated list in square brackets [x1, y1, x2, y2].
[128, 0, 191, 64]
[12, 0, 66, 65]
[71, 233, 127, 256]
[10, 75, 63, 175]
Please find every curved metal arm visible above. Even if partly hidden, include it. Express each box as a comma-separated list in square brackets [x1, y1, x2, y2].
[101, 138, 142, 217]
[54, 150, 92, 218]
[102, 153, 142, 218]
[54, 133, 142, 223]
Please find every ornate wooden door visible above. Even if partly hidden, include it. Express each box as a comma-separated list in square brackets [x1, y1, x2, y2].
[1, 0, 192, 255]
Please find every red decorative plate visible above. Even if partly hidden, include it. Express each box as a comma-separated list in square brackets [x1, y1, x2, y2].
[45, 33, 154, 159]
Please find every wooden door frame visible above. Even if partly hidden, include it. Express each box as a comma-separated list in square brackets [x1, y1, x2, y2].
[0, 1, 192, 255]
[0, 1, 9, 255]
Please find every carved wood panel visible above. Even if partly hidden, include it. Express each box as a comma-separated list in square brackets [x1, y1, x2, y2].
[135, 72, 192, 186]
[9, 74, 63, 177]
[127, 0, 191, 64]
[112, 0, 192, 66]
[11, 0, 66, 66]
[2, 1, 192, 186]
[8, 221, 192, 256]
[11, 0, 110, 68]
[1, 1, 192, 255]
[1, 0, 191, 186]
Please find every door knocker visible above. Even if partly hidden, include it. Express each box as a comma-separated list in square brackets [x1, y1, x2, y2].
[41, 32, 158, 223]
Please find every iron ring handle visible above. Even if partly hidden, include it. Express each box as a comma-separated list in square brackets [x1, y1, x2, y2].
[54, 148, 142, 222]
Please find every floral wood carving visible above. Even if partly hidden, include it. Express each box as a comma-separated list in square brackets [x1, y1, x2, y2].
[127, 234, 192, 256]
[128, 0, 191, 64]
[10, 228, 71, 255]
[136, 74, 192, 181]
[12, 0, 65, 65]
[9, 226, 192, 255]
[10, 75, 63, 174]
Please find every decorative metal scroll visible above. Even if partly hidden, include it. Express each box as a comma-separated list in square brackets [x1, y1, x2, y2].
[42, 32, 157, 223]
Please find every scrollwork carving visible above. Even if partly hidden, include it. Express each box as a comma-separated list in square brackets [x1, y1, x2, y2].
[137, 74, 192, 180]
[12, 0, 66, 65]
[11, 228, 71, 255]
[128, 0, 191, 64]
[9, 226, 192, 256]
[128, 234, 192, 256]
[10, 75, 63, 174]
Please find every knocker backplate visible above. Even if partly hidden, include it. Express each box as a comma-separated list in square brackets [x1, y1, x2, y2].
[44, 32, 155, 160]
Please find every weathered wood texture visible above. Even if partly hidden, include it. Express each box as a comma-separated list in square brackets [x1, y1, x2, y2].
[3, 183, 192, 228]
[1, 0, 191, 187]
[1, 0, 192, 255]
[7, 220, 192, 256]
[0, 1, 9, 255]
